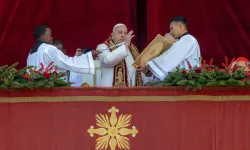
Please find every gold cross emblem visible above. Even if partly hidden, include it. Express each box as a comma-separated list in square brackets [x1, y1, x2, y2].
[87, 106, 138, 150]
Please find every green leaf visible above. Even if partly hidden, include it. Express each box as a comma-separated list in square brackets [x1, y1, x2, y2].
[34, 81, 45, 87]
[18, 66, 33, 74]
[236, 80, 244, 86]
[6, 62, 19, 71]
[9, 81, 23, 88]
[206, 81, 219, 86]
[163, 83, 174, 86]
[44, 81, 54, 88]
[195, 82, 202, 90]
[216, 76, 227, 80]
[188, 80, 195, 85]
[54, 79, 71, 86]
[48, 74, 56, 81]
[226, 78, 237, 85]
[0, 65, 8, 71]
[245, 79, 250, 85]
[172, 78, 181, 85]
[198, 76, 206, 83]
[176, 80, 188, 86]
[219, 81, 226, 86]
[0, 83, 9, 88]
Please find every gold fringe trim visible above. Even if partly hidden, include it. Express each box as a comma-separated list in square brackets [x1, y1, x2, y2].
[1, 95, 250, 103]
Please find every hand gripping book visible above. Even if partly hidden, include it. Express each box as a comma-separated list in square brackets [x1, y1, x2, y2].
[132, 34, 173, 67]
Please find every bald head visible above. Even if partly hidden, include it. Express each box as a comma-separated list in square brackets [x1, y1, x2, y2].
[111, 23, 128, 43]
[113, 23, 126, 32]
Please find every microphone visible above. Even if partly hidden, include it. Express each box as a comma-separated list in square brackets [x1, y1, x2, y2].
[79, 47, 93, 54]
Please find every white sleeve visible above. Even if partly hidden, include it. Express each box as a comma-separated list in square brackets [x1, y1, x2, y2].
[147, 37, 195, 80]
[45, 46, 94, 74]
[97, 43, 128, 68]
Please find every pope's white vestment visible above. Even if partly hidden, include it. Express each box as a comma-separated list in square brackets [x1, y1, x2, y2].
[97, 43, 151, 87]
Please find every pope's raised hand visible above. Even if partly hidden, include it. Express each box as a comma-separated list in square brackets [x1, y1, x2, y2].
[124, 30, 135, 47]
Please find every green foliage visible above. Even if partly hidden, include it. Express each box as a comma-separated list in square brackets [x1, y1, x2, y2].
[0, 62, 71, 89]
[153, 58, 250, 91]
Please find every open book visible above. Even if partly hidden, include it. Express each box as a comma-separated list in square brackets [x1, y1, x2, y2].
[132, 34, 173, 67]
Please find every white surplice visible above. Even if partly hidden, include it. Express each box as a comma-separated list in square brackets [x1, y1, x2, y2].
[97, 43, 151, 87]
[147, 34, 201, 80]
[27, 43, 94, 76]
[69, 71, 84, 86]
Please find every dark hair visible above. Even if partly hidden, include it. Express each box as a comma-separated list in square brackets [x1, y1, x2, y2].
[170, 16, 188, 28]
[33, 25, 50, 40]
[53, 40, 64, 49]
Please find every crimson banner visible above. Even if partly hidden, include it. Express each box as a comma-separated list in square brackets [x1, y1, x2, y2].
[1, 87, 250, 150]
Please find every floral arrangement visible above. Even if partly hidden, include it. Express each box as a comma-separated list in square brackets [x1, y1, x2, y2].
[0, 62, 71, 88]
[152, 57, 250, 91]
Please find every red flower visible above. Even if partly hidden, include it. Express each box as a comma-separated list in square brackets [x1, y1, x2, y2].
[214, 66, 220, 71]
[225, 56, 229, 66]
[201, 60, 207, 69]
[43, 72, 50, 79]
[245, 71, 250, 77]
[209, 58, 213, 65]
[231, 65, 239, 72]
[229, 58, 235, 67]
[222, 63, 226, 68]
[45, 61, 54, 72]
[181, 70, 187, 75]
[23, 73, 31, 80]
[194, 67, 202, 73]
[53, 71, 58, 76]
[203, 60, 206, 65]
[222, 56, 232, 68]
[187, 61, 192, 69]
[39, 63, 44, 71]
[207, 67, 211, 71]
[242, 78, 249, 83]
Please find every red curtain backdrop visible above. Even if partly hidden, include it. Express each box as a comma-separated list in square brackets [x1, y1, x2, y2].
[0, 0, 137, 67]
[146, 0, 250, 64]
[0, 0, 250, 67]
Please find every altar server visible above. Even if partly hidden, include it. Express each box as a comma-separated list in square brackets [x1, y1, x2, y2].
[137, 16, 201, 80]
[27, 25, 99, 75]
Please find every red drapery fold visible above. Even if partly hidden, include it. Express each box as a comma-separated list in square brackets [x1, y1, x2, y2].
[0, 0, 250, 67]
[145, 0, 250, 64]
[0, 0, 137, 67]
